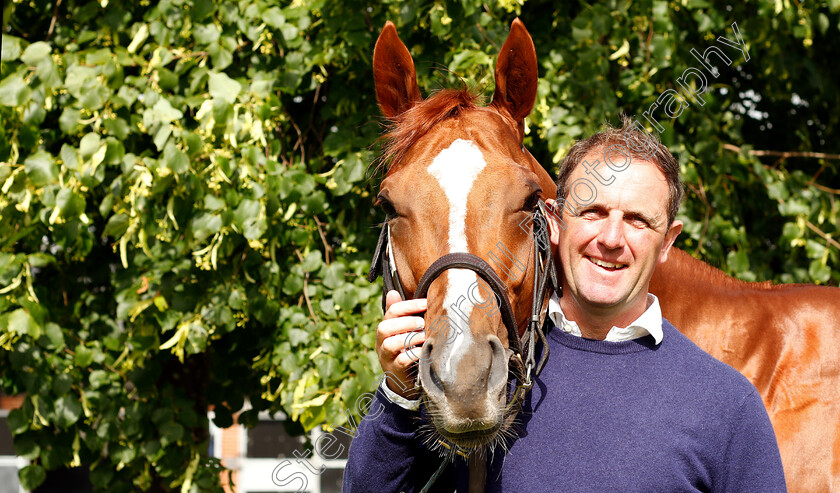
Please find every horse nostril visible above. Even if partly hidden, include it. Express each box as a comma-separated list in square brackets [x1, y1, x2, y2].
[487, 335, 508, 393]
[429, 363, 444, 393]
[488, 336, 503, 354]
[421, 341, 434, 362]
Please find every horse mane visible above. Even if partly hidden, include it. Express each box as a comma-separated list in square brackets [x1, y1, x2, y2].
[375, 88, 482, 174]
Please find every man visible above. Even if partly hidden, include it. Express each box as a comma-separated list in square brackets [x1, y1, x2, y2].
[344, 120, 786, 492]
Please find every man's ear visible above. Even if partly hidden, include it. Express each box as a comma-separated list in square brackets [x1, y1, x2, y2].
[491, 18, 538, 128]
[373, 21, 422, 119]
[545, 199, 563, 248]
[658, 220, 683, 264]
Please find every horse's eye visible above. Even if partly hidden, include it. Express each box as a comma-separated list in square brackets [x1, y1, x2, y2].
[522, 192, 540, 212]
[376, 196, 399, 218]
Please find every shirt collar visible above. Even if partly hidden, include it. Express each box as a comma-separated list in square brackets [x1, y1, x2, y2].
[547, 292, 663, 345]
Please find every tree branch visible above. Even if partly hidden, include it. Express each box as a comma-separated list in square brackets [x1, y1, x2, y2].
[723, 143, 840, 161]
[805, 220, 840, 251]
[294, 249, 320, 323]
[46, 0, 64, 41]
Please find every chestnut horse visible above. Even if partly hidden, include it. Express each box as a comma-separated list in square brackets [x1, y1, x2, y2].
[371, 19, 554, 486]
[371, 18, 840, 492]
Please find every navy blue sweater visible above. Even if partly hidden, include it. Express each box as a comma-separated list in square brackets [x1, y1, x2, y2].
[344, 320, 786, 492]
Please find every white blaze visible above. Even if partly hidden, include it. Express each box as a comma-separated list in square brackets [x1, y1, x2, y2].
[427, 139, 486, 375]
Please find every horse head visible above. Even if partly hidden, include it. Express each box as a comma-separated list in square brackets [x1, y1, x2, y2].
[371, 19, 556, 450]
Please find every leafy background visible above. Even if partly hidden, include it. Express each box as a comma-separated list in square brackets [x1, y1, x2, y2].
[1, 0, 837, 490]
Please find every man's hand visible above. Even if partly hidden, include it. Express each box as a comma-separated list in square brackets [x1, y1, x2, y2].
[376, 290, 427, 400]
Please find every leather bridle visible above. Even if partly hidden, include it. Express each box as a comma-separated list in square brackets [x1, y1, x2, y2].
[367, 202, 560, 490]
[367, 201, 559, 401]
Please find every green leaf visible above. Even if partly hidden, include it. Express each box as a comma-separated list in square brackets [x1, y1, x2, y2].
[163, 143, 189, 174]
[301, 251, 322, 272]
[19, 465, 46, 490]
[21, 41, 52, 65]
[103, 213, 130, 237]
[264, 8, 286, 29]
[228, 290, 245, 310]
[64, 65, 96, 97]
[54, 395, 83, 429]
[233, 199, 260, 229]
[193, 24, 221, 45]
[148, 97, 183, 125]
[24, 150, 58, 187]
[89, 370, 110, 389]
[74, 344, 94, 367]
[333, 284, 359, 311]
[324, 263, 346, 289]
[805, 239, 827, 259]
[7, 409, 28, 435]
[0, 72, 32, 107]
[282, 273, 303, 295]
[208, 72, 242, 104]
[13, 437, 40, 460]
[288, 328, 309, 346]
[817, 13, 830, 35]
[55, 188, 86, 219]
[59, 107, 81, 134]
[160, 422, 184, 444]
[0, 35, 22, 61]
[80, 132, 101, 158]
[191, 213, 222, 242]
[726, 249, 750, 274]
[43, 323, 65, 350]
[111, 444, 136, 464]
[60, 144, 80, 170]
[809, 259, 831, 283]
[8, 308, 40, 339]
[213, 405, 233, 428]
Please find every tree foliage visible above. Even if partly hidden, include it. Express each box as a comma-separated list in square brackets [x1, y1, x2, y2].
[0, 0, 837, 490]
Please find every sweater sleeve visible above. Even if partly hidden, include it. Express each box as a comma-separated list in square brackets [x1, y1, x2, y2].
[720, 389, 787, 492]
[343, 387, 457, 492]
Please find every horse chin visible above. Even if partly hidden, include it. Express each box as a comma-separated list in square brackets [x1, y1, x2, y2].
[434, 422, 503, 450]
[422, 391, 508, 451]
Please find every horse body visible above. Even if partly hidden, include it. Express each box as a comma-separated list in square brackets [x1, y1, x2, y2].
[651, 248, 840, 491]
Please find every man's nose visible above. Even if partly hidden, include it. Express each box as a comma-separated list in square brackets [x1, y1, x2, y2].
[598, 214, 625, 249]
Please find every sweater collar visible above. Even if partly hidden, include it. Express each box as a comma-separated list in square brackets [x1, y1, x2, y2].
[547, 292, 664, 345]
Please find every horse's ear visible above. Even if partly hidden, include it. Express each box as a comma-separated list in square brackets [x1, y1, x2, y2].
[373, 21, 422, 119]
[491, 18, 538, 124]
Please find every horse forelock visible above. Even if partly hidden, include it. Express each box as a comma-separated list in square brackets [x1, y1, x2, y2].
[377, 88, 513, 175]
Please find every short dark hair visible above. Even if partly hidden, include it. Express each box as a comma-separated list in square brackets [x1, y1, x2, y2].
[555, 116, 684, 226]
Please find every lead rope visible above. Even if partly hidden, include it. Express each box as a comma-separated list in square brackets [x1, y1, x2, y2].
[418, 453, 453, 493]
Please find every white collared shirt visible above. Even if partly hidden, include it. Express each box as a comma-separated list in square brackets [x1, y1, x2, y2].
[548, 292, 663, 344]
[381, 292, 664, 410]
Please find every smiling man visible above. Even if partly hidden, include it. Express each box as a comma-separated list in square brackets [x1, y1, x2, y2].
[345, 119, 786, 492]
[549, 120, 685, 340]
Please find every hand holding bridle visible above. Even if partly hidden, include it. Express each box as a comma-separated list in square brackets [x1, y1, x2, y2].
[375, 290, 426, 400]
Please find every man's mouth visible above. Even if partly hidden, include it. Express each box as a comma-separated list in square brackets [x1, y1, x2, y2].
[586, 256, 628, 271]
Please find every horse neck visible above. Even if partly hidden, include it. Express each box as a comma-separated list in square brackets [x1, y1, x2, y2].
[649, 248, 747, 331]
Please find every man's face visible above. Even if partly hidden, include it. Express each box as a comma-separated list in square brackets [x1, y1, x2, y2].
[547, 150, 682, 325]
